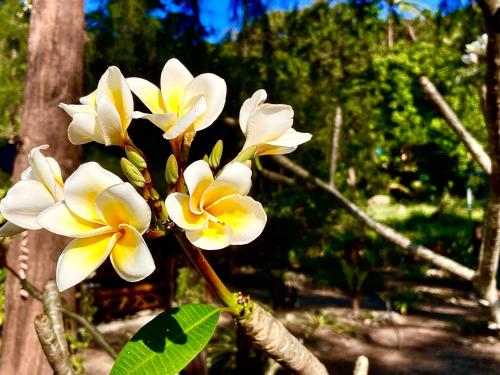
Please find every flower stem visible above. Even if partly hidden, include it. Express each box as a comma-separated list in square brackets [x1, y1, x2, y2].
[175, 233, 241, 314]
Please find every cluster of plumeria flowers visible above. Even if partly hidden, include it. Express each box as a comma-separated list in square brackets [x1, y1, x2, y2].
[461, 33, 488, 65]
[0, 58, 311, 292]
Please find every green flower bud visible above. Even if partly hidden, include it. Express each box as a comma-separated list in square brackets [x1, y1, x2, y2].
[150, 188, 160, 201]
[165, 155, 179, 185]
[235, 145, 257, 163]
[121, 158, 146, 188]
[202, 154, 209, 163]
[208, 140, 223, 169]
[125, 146, 147, 170]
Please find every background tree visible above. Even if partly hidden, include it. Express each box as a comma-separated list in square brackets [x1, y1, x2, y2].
[0, 1, 84, 374]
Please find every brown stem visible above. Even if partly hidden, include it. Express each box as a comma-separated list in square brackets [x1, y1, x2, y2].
[43, 281, 70, 361]
[329, 105, 343, 187]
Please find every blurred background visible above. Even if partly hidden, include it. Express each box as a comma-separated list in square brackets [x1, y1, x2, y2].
[0, 0, 498, 374]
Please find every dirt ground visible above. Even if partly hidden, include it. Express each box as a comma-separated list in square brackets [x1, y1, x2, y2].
[81, 284, 500, 375]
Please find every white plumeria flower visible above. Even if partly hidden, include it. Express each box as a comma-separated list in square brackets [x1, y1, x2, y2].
[127, 58, 227, 139]
[60, 66, 134, 147]
[239, 89, 312, 157]
[37, 162, 155, 291]
[462, 33, 488, 65]
[0, 145, 63, 237]
[165, 160, 266, 250]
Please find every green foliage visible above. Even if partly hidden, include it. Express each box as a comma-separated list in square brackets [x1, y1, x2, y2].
[175, 266, 205, 305]
[0, 0, 29, 141]
[111, 304, 220, 375]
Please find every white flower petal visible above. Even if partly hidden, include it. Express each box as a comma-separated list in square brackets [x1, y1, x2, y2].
[186, 220, 233, 250]
[202, 162, 252, 208]
[98, 66, 133, 128]
[255, 129, 312, 156]
[95, 182, 151, 234]
[67, 112, 104, 145]
[239, 89, 267, 133]
[96, 93, 125, 146]
[182, 73, 227, 131]
[127, 78, 166, 114]
[165, 193, 208, 231]
[0, 180, 55, 230]
[206, 195, 266, 245]
[163, 95, 207, 139]
[59, 103, 96, 117]
[110, 224, 155, 282]
[28, 145, 63, 200]
[79, 90, 97, 106]
[56, 232, 119, 291]
[38, 202, 113, 238]
[183, 160, 214, 213]
[160, 58, 193, 113]
[133, 111, 177, 133]
[243, 104, 294, 149]
[0, 221, 25, 237]
[64, 162, 123, 222]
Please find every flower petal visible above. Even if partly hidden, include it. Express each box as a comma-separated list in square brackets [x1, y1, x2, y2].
[110, 224, 155, 282]
[98, 66, 133, 129]
[95, 182, 151, 233]
[205, 195, 266, 245]
[59, 103, 96, 117]
[97, 93, 125, 146]
[183, 160, 214, 213]
[165, 193, 208, 231]
[127, 78, 166, 114]
[186, 220, 233, 250]
[37, 202, 113, 238]
[79, 90, 97, 106]
[239, 89, 267, 134]
[0, 180, 55, 230]
[163, 95, 207, 139]
[243, 104, 294, 149]
[133, 111, 177, 133]
[201, 162, 252, 208]
[255, 129, 312, 156]
[67, 112, 104, 145]
[0, 221, 25, 237]
[56, 233, 119, 291]
[160, 58, 193, 114]
[28, 145, 63, 200]
[182, 73, 227, 131]
[64, 162, 123, 222]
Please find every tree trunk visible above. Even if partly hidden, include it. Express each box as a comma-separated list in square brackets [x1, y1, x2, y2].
[387, 5, 394, 48]
[0, 1, 84, 374]
[476, 1, 500, 325]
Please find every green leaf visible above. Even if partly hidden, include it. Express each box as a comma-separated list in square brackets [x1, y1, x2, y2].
[111, 304, 220, 375]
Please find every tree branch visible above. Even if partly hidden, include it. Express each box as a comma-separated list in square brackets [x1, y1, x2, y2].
[4, 264, 117, 358]
[353, 355, 369, 375]
[237, 303, 328, 375]
[329, 105, 343, 187]
[34, 314, 75, 375]
[419, 76, 492, 174]
[43, 281, 70, 361]
[271, 155, 476, 281]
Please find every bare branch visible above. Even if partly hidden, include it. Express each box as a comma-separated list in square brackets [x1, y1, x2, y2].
[419, 76, 492, 174]
[237, 303, 328, 375]
[34, 314, 75, 375]
[271, 155, 476, 281]
[329, 105, 343, 187]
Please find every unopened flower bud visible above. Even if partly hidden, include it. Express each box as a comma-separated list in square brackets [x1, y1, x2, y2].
[165, 155, 179, 185]
[209, 140, 223, 169]
[120, 158, 146, 188]
[125, 146, 147, 170]
[235, 145, 257, 163]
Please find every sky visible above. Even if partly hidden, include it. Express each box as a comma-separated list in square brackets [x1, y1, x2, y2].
[84, 0, 443, 43]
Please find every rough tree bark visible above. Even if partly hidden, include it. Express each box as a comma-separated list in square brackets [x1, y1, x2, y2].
[476, 0, 500, 325]
[0, 1, 84, 374]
